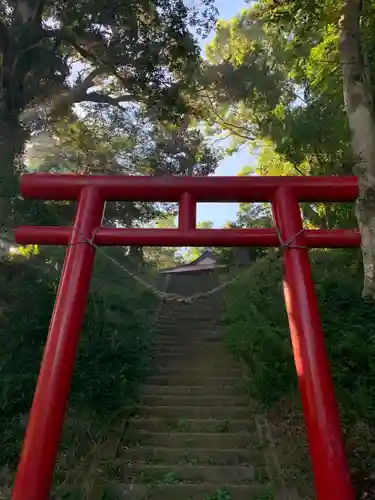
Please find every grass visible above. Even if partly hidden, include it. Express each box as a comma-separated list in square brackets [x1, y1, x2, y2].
[0, 248, 161, 499]
[216, 420, 231, 433]
[204, 487, 232, 500]
[223, 249, 375, 499]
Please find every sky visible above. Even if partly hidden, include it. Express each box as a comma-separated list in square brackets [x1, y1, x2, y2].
[195, 0, 255, 227]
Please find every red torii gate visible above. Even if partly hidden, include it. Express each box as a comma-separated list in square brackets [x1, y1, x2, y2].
[11, 173, 360, 500]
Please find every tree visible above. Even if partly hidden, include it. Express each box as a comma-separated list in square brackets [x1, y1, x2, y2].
[0, 0, 218, 229]
[142, 215, 180, 269]
[180, 220, 214, 262]
[199, 0, 375, 296]
[25, 110, 218, 225]
[339, 0, 375, 298]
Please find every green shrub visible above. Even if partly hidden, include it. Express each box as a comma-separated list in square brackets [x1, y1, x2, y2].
[0, 249, 159, 497]
[224, 249, 375, 421]
[223, 248, 375, 493]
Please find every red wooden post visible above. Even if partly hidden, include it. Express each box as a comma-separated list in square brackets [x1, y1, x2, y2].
[272, 187, 354, 500]
[11, 187, 105, 500]
[179, 192, 196, 230]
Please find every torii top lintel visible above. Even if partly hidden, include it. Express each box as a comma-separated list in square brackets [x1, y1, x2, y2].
[19, 173, 359, 203]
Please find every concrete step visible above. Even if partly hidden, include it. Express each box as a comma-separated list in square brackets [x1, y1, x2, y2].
[124, 464, 255, 483]
[129, 432, 258, 449]
[137, 406, 250, 419]
[141, 385, 237, 396]
[123, 483, 269, 499]
[146, 376, 238, 387]
[131, 417, 255, 433]
[121, 446, 260, 466]
[140, 395, 247, 407]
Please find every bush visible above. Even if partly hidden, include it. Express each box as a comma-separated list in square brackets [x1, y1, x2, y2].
[223, 249, 375, 495]
[0, 248, 159, 498]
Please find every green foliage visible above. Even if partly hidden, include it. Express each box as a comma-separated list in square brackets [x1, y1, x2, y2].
[0, 249, 159, 496]
[223, 249, 375, 416]
[199, 1, 359, 228]
[223, 249, 375, 493]
[204, 487, 232, 500]
[0, 0, 219, 230]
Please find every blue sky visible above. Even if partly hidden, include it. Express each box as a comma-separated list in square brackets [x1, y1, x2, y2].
[196, 0, 255, 227]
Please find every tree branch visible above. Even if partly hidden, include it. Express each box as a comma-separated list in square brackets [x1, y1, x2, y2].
[203, 92, 256, 141]
[32, 0, 46, 24]
[78, 91, 133, 107]
[61, 28, 130, 89]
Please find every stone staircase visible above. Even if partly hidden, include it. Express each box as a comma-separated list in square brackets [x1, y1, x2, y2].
[121, 271, 275, 499]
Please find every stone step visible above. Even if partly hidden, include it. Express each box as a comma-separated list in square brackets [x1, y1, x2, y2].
[141, 384, 237, 396]
[151, 339, 219, 346]
[157, 310, 222, 317]
[156, 317, 223, 322]
[146, 376, 238, 386]
[157, 313, 224, 319]
[156, 315, 223, 322]
[123, 483, 269, 500]
[152, 345, 226, 352]
[129, 432, 258, 449]
[155, 320, 221, 327]
[154, 326, 220, 333]
[124, 464, 255, 483]
[154, 367, 241, 377]
[154, 362, 239, 372]
[153, 336, 220, 342]
[154, 324, 222, 331]
[153, 331, 221, 339]
[151, 352, 233, 361]
[140, 395, 247, 407]
[151, 341, 223, 349]
[156, 311, 220, 316]
[151, 341, 224, 349]
[151, 360, 237, 370]
[131, 417, 255, 433]
[159, 304, 224, 310]
[150, 345, 224, 354]
[152, 336, 223, 345]
[121, 446, 260, 465]
[137, 406, 250, 419]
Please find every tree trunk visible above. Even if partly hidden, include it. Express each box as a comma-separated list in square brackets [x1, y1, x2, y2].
[129, 246, 144, 267]
[339, 0, 375, 298]
[0, 112, 27, 231]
